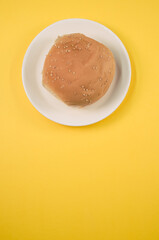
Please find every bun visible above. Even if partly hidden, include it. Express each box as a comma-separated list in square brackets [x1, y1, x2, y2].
[42, 33, 115, 106]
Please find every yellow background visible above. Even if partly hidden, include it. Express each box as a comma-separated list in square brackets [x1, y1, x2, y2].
[0, 0, 159, 239]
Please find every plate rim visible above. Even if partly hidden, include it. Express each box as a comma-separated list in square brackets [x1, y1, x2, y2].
[22, 18, 131, 126]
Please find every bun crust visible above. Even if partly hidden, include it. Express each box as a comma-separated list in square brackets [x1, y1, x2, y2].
[42, 33, 115, 106]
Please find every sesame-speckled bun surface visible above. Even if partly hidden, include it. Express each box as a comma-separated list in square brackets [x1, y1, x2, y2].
[42, 33, 115, 106]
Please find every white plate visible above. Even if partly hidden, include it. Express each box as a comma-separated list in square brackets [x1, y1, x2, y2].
[22, 18, 131, 126]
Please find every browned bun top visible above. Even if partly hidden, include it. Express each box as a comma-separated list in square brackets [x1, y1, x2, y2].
[42, 33, 115, 106]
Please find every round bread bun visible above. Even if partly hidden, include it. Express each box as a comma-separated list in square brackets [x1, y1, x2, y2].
[42, 33, 115, 106]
